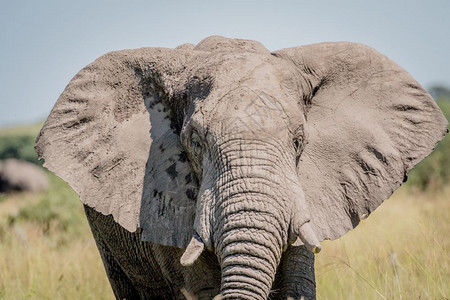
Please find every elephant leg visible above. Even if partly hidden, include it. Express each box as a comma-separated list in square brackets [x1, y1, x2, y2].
[95, 237, 140, 299]
[271, 245, 316, 300]
[85, 207, 140, 299]
[84, 205, 177, 299]
[150, 244, 221, 299]
[180, 250, 221, 299]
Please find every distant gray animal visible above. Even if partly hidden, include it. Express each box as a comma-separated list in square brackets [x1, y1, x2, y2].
[36, 36, 447, 299]
[0, 159, 48, 193]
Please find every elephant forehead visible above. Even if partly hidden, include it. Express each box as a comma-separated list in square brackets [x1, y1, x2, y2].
[186, 53, 305, 137]
[190, 51, 278, 85]
[195, 87, 290, 138]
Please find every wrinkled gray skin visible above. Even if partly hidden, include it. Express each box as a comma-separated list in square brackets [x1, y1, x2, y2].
[36, 36, 447, 299]
[0, 159, 48, 193]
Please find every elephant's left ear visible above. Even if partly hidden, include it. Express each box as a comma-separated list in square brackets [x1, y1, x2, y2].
[274, 42, 448, 241]
[36, 48, 199, 248]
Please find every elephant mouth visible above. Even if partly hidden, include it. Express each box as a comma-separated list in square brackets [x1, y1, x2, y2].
[180, 222, 321, 268]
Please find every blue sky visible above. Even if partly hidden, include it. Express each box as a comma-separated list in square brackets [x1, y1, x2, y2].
[1, 0, 449, 126]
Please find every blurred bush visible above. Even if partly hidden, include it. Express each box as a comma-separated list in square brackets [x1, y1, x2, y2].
[428, 85, 450, 100]
[406, 98, 450, 191]
[0, 123, 42, 165]
[0, 135, 40, 165]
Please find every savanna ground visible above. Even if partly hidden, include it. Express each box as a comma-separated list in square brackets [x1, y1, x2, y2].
[1, 99, 449, 299]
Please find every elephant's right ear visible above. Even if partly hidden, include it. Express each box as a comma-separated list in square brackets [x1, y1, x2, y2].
[36, 48, 199, 248]
[274, 42, 448, 242]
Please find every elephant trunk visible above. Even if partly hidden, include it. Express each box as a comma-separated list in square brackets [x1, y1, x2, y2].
[190, 141, 304, 298]
[218, 230, 279, 299]
[214, 192, 287, 299]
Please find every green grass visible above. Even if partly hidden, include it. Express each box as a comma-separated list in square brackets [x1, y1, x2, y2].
[0, 122, 44, 165]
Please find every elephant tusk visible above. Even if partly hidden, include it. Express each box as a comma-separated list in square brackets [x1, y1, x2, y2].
[297, 222, 322, 254]
[212, 294, 223, 300]
[180, 233, 205, 267]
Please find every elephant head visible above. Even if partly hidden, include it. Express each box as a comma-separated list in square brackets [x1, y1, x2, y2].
[36, 36, 447, 299]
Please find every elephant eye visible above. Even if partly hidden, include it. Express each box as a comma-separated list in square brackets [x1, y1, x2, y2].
[293, 138, 301, 151]
[293, 137, 304, 165]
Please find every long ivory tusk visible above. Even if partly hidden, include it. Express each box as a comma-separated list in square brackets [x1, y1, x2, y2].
[297, 222, 322, 254]
[180, 233, 205, 267]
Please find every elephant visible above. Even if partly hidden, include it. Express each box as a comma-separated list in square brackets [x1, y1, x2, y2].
[0, 159, 48, 193]
[35, 36, 447, 299]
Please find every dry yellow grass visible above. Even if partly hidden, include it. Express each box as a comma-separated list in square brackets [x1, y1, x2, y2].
[0, 230, 112, 299]
[316, 187, 449, 299]
[0, 180, 448, 299]
[0, 183, 114, 299]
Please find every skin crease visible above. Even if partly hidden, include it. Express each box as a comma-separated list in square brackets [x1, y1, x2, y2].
[36, 36, 447, 299]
